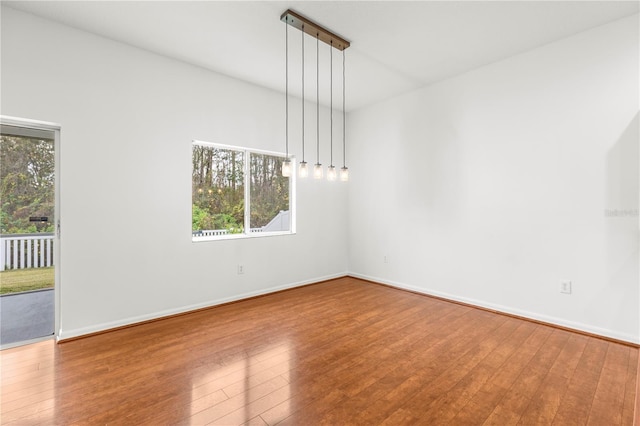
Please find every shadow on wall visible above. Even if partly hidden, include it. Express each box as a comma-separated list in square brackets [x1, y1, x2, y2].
[602, 112, 639, 335]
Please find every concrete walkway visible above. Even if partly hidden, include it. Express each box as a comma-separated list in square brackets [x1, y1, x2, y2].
[1, 289, 54, 346]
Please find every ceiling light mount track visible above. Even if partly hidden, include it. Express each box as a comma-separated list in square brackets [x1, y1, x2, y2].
[280, 9, 350, 51]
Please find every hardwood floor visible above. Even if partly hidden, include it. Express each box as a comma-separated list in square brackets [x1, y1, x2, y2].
[1, 277, 637, 425]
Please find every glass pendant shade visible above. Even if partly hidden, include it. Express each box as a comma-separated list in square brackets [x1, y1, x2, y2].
[327, 165, 337, 181]
[282, 159, 292, 177]
[299, 161, 308, 178]
[314, 163, 323, 179]
[340, 166, 349, 182]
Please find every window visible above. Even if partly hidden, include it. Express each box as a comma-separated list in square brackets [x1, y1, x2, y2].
[192, 141, 295, 241]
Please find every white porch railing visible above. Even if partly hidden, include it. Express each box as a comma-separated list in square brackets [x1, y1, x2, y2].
[0, 233, 54, 272]
[194, 228, 264, 237]
[193, 211, 290, 238]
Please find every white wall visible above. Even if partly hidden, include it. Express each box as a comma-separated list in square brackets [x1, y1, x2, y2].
[348, 15, 640, 343]
[1, 7, 348, 339]
[3, 6, 638, 344]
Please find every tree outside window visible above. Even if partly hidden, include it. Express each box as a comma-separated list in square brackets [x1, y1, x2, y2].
[192, 142, 293, 240]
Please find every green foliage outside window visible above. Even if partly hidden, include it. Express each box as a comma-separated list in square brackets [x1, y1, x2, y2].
[192, 144, 290, 235]
[249, 152, 290, 229]
[1, 135, 54, 234]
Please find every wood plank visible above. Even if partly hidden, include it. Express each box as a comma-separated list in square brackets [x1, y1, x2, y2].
[587, 343, 630, 425]
[625, 348, 638, 425]
[497, 329, 571, 424]
[400, 318, 523, 422]
[512, 333, 588, 425]
[464, 325, 559, 425]
[0, 277, 636, 425]
[552, 337, 609, 425]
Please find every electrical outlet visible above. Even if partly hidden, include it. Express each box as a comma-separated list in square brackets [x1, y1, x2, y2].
[560, 280, 571, 294]
[384, 255, 388, 264]
[237, 264, 244, 275]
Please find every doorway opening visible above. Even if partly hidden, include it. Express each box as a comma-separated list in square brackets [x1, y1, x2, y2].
[0, 119, 60, 349]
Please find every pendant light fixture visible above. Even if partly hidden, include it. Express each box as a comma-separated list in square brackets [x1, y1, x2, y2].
[282, 20, 292, 177]
[298, 23, 308, 178]
[280, 9, 350, 182]
[313, 32, 323, 180]
[327, 40, 337, 181]
[340, 48, 349, 182]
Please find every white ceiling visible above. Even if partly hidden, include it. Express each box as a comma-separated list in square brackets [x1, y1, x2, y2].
[4, 1, 639, 111]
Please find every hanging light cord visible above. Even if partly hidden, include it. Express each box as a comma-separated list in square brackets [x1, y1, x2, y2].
[285, 20, 289, 160]
[342, 49, 346, 168]
[316, 33, 320, 165]
[330, 41, 333, 167]
[301, 24, 305, 162]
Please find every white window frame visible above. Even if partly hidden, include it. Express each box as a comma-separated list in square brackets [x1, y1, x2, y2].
[192, 140, 296, 242]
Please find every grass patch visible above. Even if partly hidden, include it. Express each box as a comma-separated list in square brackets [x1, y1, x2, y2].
[0, 267, 54, 295]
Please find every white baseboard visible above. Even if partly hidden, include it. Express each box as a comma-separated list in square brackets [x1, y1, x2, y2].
[348, 272, 640, 345]
[57, 272, 348, 342]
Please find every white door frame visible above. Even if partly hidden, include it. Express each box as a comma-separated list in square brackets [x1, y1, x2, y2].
[1, 115, 62, 343]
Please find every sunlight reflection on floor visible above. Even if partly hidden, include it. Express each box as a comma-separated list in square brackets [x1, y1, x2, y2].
[189, 340, 292, 424]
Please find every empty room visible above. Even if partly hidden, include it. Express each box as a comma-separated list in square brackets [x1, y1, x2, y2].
[0, 1, 638, 425]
